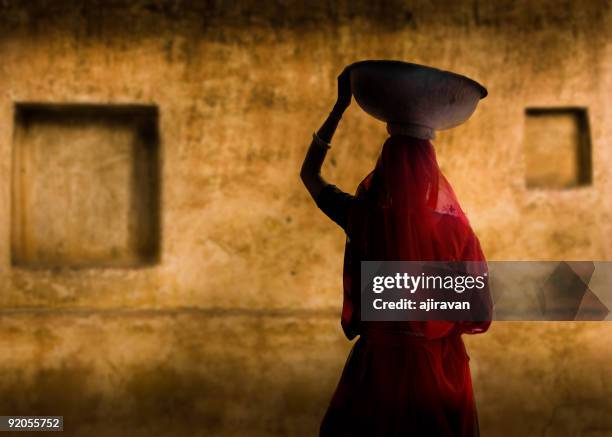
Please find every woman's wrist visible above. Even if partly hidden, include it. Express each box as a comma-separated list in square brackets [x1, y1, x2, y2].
[312, 132, 331, 149]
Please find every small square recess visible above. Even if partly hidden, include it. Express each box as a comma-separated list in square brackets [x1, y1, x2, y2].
[11, 103, 160, 268]
[524, 107, 592, 189]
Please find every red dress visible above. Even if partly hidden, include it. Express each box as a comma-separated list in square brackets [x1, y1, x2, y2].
[316, 135, 492, 437]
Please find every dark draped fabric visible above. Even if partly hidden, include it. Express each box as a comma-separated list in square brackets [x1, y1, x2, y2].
[320, 135, 492, 437]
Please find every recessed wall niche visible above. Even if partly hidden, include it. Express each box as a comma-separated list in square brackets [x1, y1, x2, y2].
[11, 103, 161, 268]
[524, 107, 592, 189]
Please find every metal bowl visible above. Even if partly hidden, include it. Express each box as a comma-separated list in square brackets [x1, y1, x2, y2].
[349, 60, 487, 131]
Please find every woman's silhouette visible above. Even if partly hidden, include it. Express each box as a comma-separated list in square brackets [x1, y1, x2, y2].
[301, 67, 492, 437]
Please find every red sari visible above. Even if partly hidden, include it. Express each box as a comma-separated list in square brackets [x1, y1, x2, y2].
[320, 135, 492, 437]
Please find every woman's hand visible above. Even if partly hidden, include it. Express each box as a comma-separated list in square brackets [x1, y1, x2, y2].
[301, 66, 351, 200]
[333, 67, 352, 114]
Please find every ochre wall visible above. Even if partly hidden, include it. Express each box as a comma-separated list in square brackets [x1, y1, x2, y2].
[0, 1, 611, 435]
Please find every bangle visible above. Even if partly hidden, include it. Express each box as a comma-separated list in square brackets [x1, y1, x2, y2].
[312, 132, 331, 149]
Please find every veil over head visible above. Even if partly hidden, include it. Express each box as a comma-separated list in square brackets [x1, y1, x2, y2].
[341, 135, 492, 340]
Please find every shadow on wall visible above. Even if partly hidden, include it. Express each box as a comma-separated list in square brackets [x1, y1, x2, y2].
[0, 313, 348, 437]
[0, 361, 333, 436]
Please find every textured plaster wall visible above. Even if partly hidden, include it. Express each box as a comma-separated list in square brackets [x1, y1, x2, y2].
[0, 1, 611, 436]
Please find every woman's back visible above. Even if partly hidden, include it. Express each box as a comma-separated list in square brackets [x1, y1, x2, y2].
[314, 136, 490, 436]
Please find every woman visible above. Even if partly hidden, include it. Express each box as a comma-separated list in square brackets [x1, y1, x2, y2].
[300, 67, 492, 437]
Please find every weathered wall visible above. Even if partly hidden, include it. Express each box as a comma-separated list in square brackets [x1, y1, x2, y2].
[0, 1, 611, 435]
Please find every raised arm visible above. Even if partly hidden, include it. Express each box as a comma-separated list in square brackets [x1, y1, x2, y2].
[300, 68, 352, 200]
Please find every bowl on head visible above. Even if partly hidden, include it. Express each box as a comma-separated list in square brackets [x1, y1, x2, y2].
[349, 60, 487, 138]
